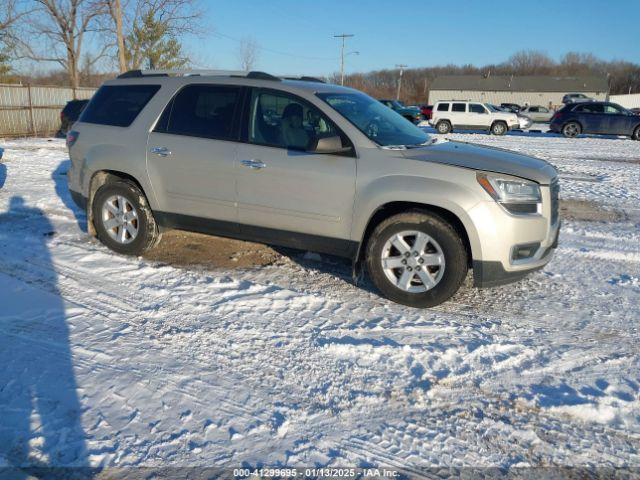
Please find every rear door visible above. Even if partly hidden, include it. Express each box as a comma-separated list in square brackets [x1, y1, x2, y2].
[235, 88, 356, 245]
[450, 102, 468, 128]
[574, 103, 605, 133]
[146, 84, 243, 227]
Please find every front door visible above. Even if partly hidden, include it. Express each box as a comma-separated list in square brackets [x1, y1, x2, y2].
[236, 88, 357, 247]
[146, 84, 242, 227]
[468, 103, 490, 128]
[602, 103, 633, 135]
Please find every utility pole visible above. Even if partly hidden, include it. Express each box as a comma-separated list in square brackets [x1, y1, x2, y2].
[395, 64, 408, 100]
[334, 34, 354, 85]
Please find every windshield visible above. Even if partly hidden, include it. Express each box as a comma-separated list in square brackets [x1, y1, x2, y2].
[318, 92, 430, 147]
[485, 104, 500, 112]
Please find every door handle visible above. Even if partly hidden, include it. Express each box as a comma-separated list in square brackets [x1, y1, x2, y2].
[150, 146, 171, 157]
[241, 159, 266, 170]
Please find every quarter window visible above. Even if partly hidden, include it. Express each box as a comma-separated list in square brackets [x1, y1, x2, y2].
[437, 103, 449, 111]
[452, 103, 466, 112]
[80, 84, 160, 127]
[158, 84, 241, 139]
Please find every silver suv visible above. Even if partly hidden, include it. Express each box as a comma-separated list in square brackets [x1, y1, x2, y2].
[67, 69, 560, 308]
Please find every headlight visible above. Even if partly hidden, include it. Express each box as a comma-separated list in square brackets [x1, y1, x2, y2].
[477, 172, 541, 214]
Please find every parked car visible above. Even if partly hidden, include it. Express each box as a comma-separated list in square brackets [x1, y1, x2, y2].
[519, 105, 555, 123]
[500, 103, 521, 113]
[630, 108, 640, 115]
[420, 104, 433, 120]
[550, 102, 640, 139]
[562, 93, 594, 104]
[489, 105, 532, 130]
[56, 99, 90, 138]
[378, 99, 422, 123]
[67, 69, 559, 308]
[429, 101, 520, 135]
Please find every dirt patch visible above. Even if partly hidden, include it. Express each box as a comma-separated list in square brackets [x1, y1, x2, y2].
[560, 199, 627, 222]
[144, 229, 282, 269]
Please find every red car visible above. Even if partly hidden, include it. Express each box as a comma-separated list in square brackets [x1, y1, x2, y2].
[420, 104, 433, 120]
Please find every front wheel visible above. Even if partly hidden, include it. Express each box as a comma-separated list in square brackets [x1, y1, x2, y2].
[632, 126, 640, 141]
[92, 180, 160, 255]
[366, 212, 468, 308]
[491, 121, 507, 135]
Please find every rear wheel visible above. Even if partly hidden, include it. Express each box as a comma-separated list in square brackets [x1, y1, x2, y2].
[562, 121, 581, 138]
[491, 121, 507, 135]
[436, 120, 452, 134]
[366, 211, 468, 308]
[92, 180, 160, 255]
[632, 125, 640, 141]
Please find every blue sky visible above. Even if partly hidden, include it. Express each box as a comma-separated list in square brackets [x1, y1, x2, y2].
[185, 0, 640, 76]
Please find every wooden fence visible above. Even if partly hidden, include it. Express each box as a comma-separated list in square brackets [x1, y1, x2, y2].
[0, 84, 97, 137]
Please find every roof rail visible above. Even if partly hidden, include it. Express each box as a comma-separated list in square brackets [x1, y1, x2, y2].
[282, 76, 326, 83]
[117, 69, 281, 81]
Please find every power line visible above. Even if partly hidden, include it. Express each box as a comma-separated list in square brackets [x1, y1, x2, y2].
[334, 34, 354, 85]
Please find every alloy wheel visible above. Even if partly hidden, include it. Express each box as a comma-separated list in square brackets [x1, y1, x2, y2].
[380, 230, 445, 293]
[101, 195, 139, 244]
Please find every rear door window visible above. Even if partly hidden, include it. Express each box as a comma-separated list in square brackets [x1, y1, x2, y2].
[452, 103, 466, 112]
[575, 104, 604, 113]
[158, 84, 242, 140]
[80, 84, 160, 127]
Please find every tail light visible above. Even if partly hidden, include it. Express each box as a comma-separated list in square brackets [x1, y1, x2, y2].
[66, 130, 79, 148]
[550, 113, 560, 122]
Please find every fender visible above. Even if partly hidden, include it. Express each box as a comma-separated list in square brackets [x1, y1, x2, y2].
[351, 174, 484, 266]
[80, 142, 159, 211]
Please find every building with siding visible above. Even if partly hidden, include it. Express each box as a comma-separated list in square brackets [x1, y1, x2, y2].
[428, 75, 609, 109]
[609, 93, 640, 109]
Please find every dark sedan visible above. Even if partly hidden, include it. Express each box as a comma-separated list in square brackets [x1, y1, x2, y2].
[550, 102, 640, 140]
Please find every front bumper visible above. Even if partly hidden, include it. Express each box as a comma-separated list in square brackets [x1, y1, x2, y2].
[468, 180, 560, 288]
[473, 225, 559, 287]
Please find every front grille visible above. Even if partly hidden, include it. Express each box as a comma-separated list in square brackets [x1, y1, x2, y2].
[550, 178, 560, 225]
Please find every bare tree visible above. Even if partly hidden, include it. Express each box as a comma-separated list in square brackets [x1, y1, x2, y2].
[17, 0, 109, 88]
[237, 37, 258, 71]
[104, 0, 127, 72]
[1, 0, 33, 75]
[505, 50, 554, 75]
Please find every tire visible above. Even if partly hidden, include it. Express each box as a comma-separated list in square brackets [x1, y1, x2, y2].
[92, 180, 160, 255]
[436, 120, 452, 134]
[490, 121, 507, 136]
[562, 121, 581, 138]
[366, 211, 468, 308]
[632, 125, 640, 141]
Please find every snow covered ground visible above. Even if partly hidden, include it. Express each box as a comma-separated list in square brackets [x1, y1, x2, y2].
[0, 133, 639, 476]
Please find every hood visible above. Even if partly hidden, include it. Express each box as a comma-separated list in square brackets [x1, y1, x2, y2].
[401, 140, 557, 184]
[400, 106, 421, 114]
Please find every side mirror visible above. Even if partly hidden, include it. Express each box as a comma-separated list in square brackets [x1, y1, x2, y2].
[310, 135, 352, 154]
